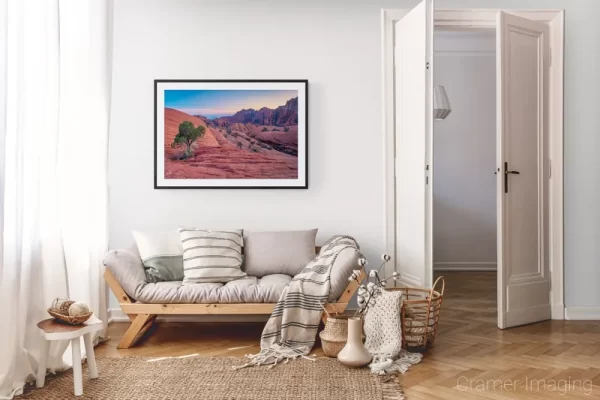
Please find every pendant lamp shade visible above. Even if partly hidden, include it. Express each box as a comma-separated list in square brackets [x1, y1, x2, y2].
[433, 85, 451, 120]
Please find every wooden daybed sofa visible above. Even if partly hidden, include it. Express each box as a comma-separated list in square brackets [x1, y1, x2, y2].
[104, 246, 365, 349]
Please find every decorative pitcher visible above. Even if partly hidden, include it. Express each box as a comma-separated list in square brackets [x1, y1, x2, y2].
[337, 316, 372, 367]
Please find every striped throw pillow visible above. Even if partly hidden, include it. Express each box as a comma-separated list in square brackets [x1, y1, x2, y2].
[179, 228, 247, 284]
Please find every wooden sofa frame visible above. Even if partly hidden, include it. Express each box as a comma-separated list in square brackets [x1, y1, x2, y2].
[105, 247, 366, 349]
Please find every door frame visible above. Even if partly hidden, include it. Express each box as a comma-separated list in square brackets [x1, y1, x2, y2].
[381, 8, 565, 320]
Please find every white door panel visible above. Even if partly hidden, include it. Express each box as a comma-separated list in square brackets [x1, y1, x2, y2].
[394, 0, 433, 289]
[497, 11, 551, 328]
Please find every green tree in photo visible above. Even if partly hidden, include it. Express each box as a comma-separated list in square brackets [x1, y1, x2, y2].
[171, 121, 205, 158]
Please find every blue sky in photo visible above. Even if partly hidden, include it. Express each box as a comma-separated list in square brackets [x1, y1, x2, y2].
[164, 89, 298, 119]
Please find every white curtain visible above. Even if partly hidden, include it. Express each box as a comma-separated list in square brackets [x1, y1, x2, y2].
[0, 0, 112, 398]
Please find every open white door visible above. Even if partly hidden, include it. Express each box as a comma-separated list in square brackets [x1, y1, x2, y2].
[497, 12, 551, 329]
[394, 0, 434, 289]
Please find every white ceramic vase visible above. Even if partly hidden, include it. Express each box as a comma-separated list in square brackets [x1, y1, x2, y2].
[337, 316, 372, 368]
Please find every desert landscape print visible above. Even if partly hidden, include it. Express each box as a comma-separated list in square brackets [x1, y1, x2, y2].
[156, 81, 306, 188]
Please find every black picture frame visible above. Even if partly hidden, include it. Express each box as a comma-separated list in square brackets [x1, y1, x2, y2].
[154, 79, 308, 189]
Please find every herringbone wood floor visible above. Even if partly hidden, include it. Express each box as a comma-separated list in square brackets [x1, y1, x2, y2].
[98, 272, 600, 399]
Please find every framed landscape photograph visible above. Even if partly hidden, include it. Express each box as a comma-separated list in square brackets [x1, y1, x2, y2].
[154, 80, 308, 188]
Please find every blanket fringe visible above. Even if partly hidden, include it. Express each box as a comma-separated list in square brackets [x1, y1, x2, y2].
[381, 376, 406, 400]
[369, 350, 423, 375]
[233, 345, 315, 370]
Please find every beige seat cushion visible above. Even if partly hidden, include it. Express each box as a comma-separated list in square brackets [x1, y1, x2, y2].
[133, 274, 291, 304]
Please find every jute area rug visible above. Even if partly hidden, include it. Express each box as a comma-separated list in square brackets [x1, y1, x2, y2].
[21, 356, 406, 400]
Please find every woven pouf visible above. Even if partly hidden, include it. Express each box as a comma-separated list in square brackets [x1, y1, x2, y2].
[319, 315, 349, 357]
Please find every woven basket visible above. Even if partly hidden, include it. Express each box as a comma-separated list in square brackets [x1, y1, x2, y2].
[386, 276, 445, 353]
[47, 308, 93, 325]
[319, 315, 349, 357]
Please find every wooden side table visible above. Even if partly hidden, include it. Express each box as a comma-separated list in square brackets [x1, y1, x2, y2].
[36, 317, 104, 397]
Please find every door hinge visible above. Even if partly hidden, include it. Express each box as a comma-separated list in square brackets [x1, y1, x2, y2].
[425, 164, 429, 185]
[426, 61, 430, 70]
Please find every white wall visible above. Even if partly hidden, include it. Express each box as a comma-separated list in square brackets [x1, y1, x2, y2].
[108, 0, 402, 308]
[433, 31, 497, 270]
[110, 0, 600, 311]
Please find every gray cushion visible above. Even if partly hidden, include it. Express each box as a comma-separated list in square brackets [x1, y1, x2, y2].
[327, 247, 362, 301]
[133, 274, 291, 304]
[243, 229, 317, 278]
[104, 247, 147, 298]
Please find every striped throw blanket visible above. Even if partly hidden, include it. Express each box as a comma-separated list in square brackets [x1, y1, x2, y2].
[237, 235, 360, 369]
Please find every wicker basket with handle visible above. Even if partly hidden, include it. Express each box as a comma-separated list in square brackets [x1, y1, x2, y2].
[47, 308, 93, 325]
[48, 297, 92, 325]
[386, 276, 445, 353]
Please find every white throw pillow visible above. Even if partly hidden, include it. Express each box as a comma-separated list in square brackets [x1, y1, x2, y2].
[179, 227, 247, 284]
[132, 230, 184, 282]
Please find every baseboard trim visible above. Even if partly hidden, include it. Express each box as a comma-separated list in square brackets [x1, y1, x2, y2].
[434, 262, 497, 271]
[565, 307, 600, 321]
[551, 303, 565, 320]
[107, 308, 271, 323]
[396, 272, 422, 288]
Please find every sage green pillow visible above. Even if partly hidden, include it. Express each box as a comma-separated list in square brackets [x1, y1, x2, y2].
[132, 230, 184, 282]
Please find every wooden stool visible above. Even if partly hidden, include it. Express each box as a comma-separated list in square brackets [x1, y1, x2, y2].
[36, 317, 103, 396]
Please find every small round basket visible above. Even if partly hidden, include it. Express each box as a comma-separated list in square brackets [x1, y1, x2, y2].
[386, 276, 445, 353]
[319, 315, 349, 357]
[47, 308, 93, 325]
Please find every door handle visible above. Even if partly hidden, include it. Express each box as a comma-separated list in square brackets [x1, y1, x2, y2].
[504, 162, 520, 193]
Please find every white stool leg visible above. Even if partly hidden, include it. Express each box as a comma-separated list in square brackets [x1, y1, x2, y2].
[83, 332, 98, 379]
[71, 338, 83, 396]
[36, 340, 50, 388]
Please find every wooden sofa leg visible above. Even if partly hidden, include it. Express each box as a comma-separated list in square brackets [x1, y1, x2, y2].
[117, 314, 157, 349]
